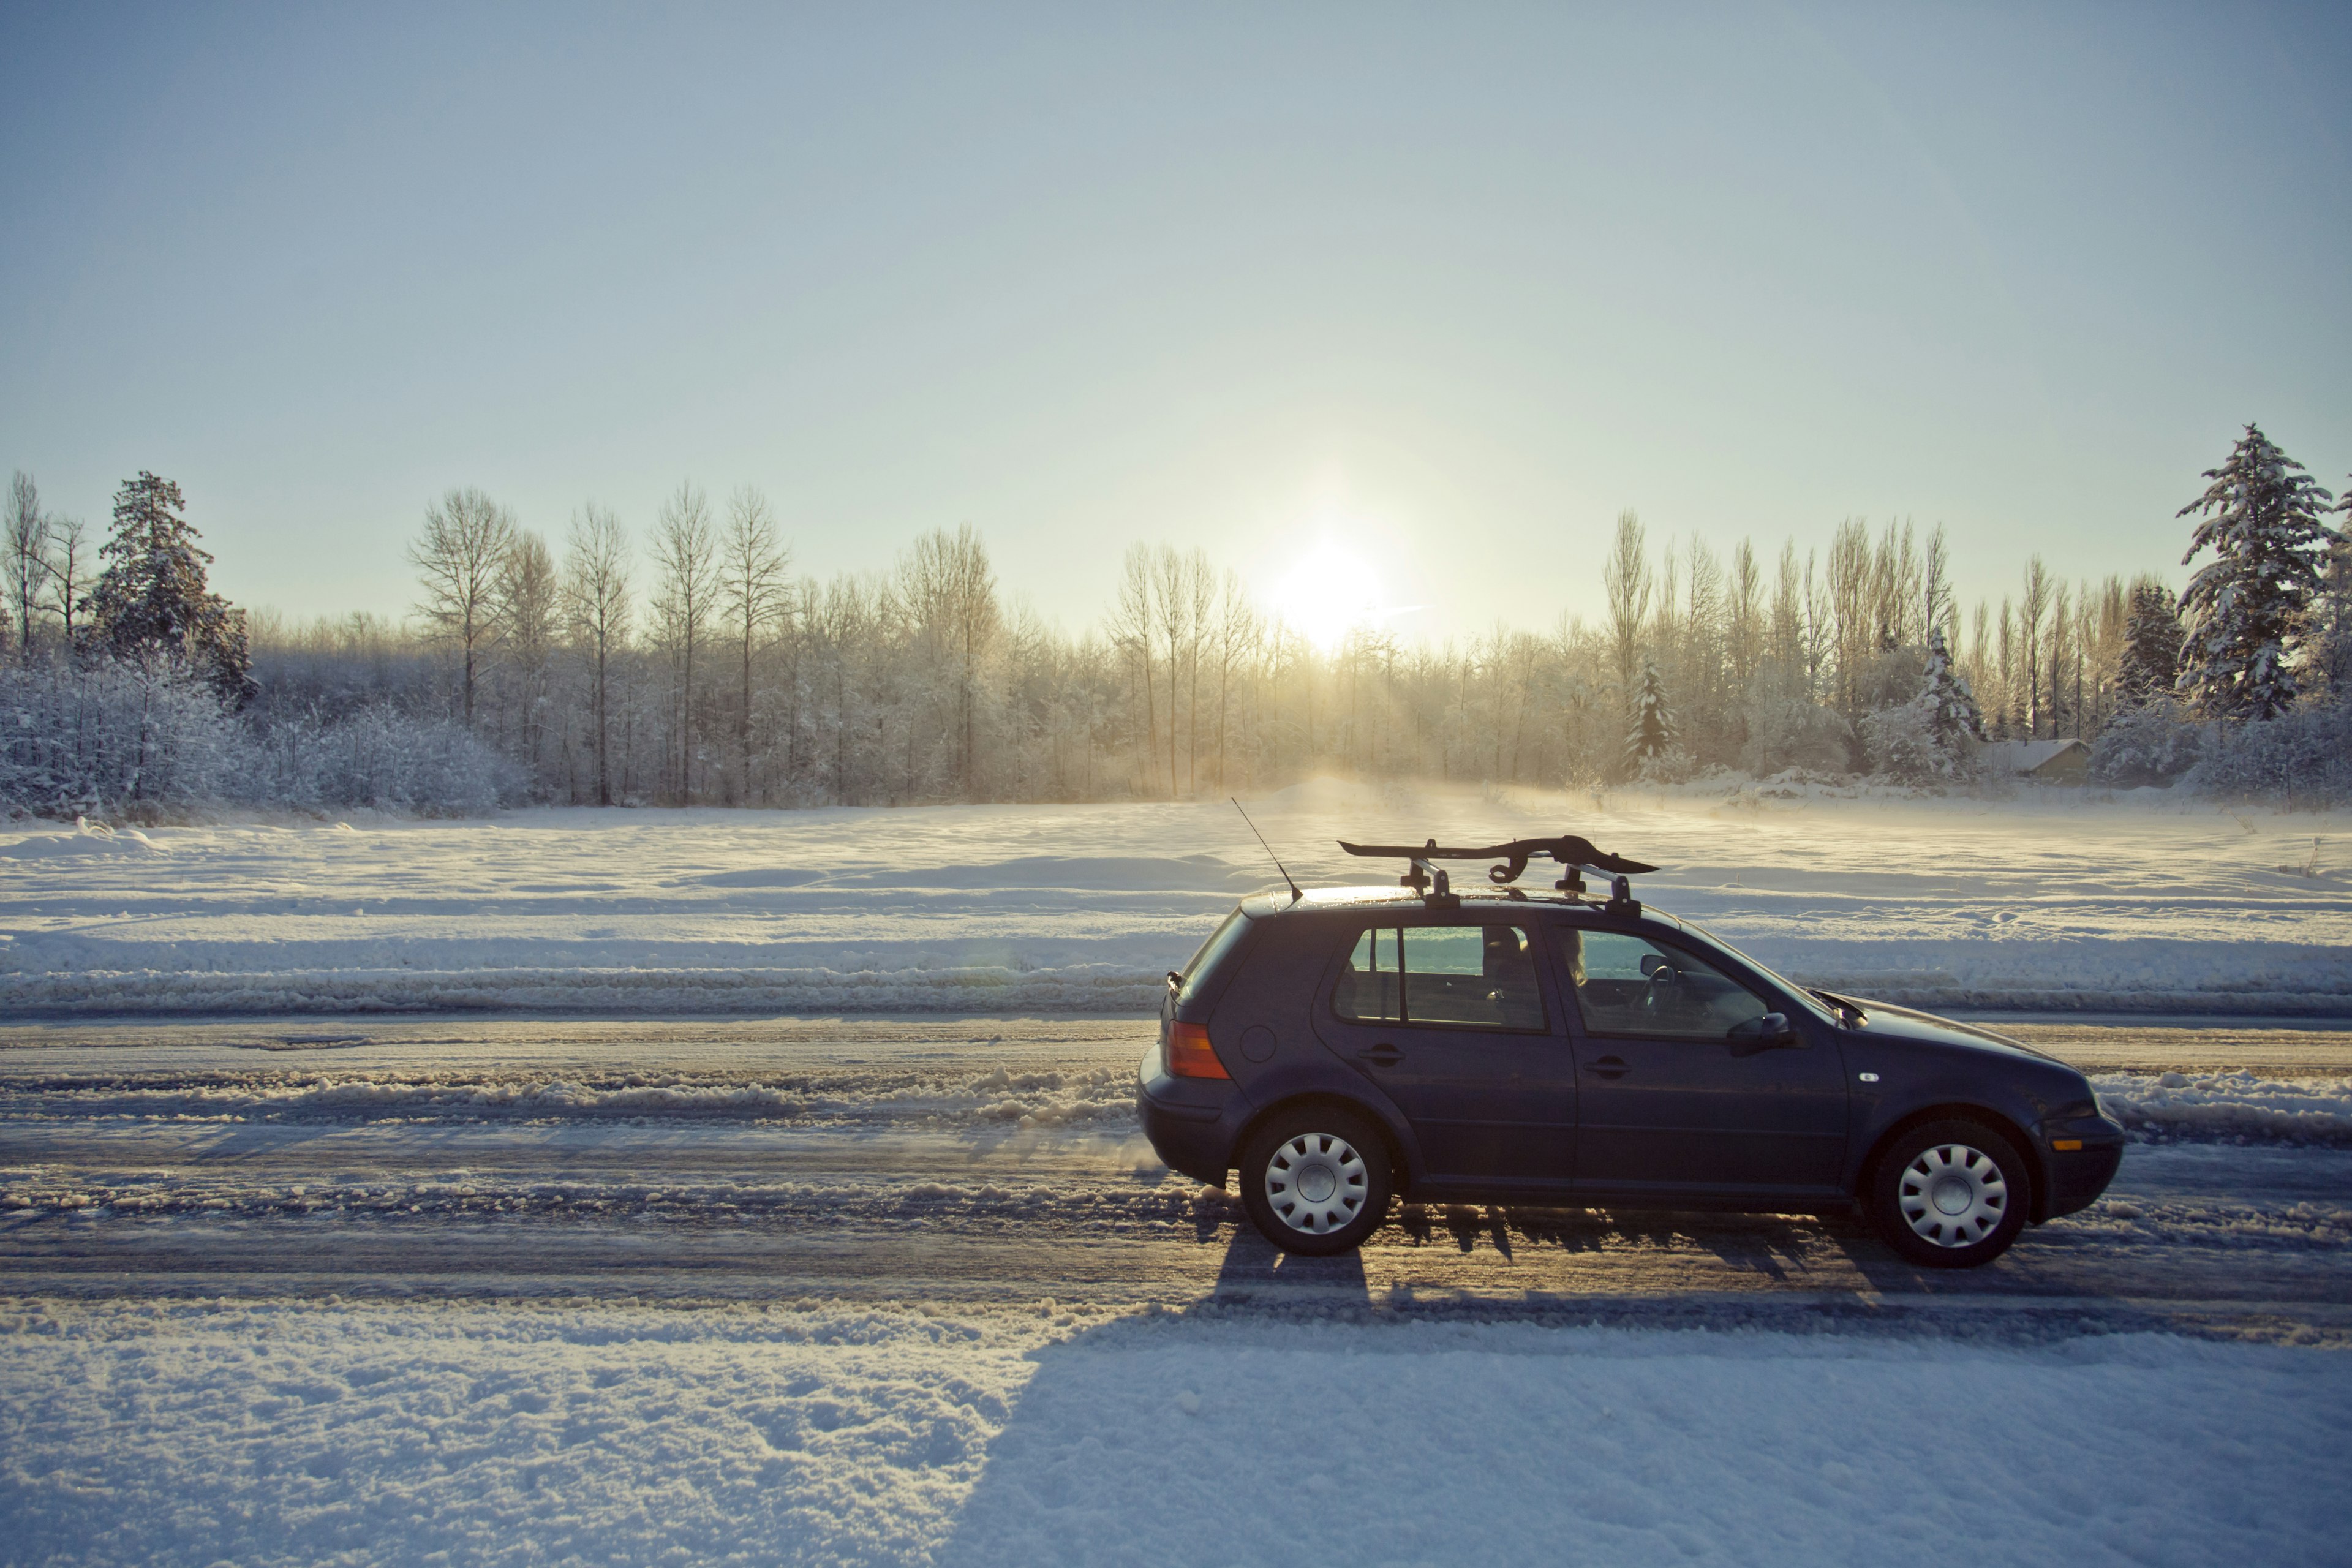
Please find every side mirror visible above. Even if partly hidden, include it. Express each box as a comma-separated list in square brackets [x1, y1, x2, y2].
[1727, 1012, 1796, 1055]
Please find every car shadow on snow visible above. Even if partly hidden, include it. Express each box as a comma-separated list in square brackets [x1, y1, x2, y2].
[1389, 1199, 1845, 1284]
[1202, 1223, 1373, 1304]
[1376, 1198, 2109, 1299]
[930, 1224, 1373, 1568]
[925, 1204, 2150, 1566]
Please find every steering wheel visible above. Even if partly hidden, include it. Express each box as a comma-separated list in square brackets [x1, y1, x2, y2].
[1639, 962, 1683, 1025]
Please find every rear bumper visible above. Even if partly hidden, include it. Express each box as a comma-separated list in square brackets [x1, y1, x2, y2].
[1137, 1042, 1245, 1186]
[2038, 1114, 2127, 1219]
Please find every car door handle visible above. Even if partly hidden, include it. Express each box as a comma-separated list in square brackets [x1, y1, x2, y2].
[1358, 1044, 1404, 1068]
[1586, 1055, 1629, 1080]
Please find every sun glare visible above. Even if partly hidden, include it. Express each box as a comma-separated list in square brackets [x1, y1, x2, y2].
[1274, 541, 1381, 652]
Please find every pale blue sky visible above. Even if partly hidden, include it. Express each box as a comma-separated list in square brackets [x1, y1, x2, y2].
[2, 2, 2346, 641]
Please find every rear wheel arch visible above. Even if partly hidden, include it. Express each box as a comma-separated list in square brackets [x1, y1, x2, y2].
[1237, 1092, 1418, 1200]
[1858, 1103, 2045, 1221]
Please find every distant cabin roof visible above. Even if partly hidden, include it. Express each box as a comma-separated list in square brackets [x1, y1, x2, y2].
[1976, 738, 2089, 773]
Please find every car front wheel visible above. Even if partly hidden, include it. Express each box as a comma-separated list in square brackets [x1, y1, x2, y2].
[1240, 1107, 1392, 1256]
[1868, 1120, 2031, 1268]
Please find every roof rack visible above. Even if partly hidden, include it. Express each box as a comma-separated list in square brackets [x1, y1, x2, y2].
[1336, 834, 1658, 916]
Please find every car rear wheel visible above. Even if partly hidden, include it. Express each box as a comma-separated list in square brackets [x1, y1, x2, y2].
[1868, 1119, 2031, 1268]
[1240, 1107, 1392, 1256]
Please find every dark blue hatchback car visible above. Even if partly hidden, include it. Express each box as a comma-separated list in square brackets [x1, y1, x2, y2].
[1139, 839, 2124, 1268]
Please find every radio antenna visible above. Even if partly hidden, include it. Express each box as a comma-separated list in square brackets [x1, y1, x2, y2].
[1231, 798, 1302, 903]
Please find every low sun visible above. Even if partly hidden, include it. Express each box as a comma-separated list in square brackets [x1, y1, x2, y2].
[1273, 541, 1381, 652]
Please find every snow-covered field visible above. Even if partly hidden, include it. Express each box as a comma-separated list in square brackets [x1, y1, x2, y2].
[3, 781, 2348, 1016]
[7, 786, 2348, 1561]
[4, 1297, 2346, 1568]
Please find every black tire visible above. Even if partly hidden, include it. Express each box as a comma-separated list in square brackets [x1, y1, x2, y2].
[1867, 1118, 2032, 1269]
[1239, 1106, 1393, 1256]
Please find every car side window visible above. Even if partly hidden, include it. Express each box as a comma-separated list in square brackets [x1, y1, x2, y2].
[1335, 927, 1403, 1022]
[1333, 922, 1545, 1031]
[1406, 924, 1547, 1030]
[1564, 929, 1770, 1041]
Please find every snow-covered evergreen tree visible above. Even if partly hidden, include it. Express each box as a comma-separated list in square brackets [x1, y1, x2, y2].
[1623, 657, 1674, 776]
[2090, 698, 2203, 786]
[2175, 426, 2335, 721]
[80, 472, 254, 706]
[1919, 627, 1982, 746]
[2309, 484, 2352, 699]
[1860, 697, 1939, 783]
[2117, 579, 2184, 707]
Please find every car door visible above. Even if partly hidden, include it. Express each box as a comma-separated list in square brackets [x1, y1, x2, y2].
[1559, 924, 1848, 1199]
[1313, 916, 1578, 1192]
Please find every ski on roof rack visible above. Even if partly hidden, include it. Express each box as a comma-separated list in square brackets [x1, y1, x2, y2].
[1337, 834, 1658, 913]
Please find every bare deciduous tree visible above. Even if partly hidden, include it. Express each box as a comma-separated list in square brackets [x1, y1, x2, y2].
[1152, 546, 1193, 797]
[1726, 539, 1761, 698]
[1768, 541, 1805, 692]
[2019, 556, 2051, 738]
[721, 487, 790, 797]
[650, 482, 718, 802]
[499, 530, 560, 776]
[2048, 581, 2073, 734]
[6, 471, 47, 658]
[562, 505, 632, 806]
[1801, 549, 1831, 701]
[47, 515, 89, 650]
[1921, 524, 1953, 647]
[1110, 544, 1157, 795]
[1825, 518, 1872, 720]
[1602, 509, 1650, 707]
[901, 524, 998, 798]
[1184, 549, 1213, 794]
[409, 488, 518, 728]
[1210, 569, 1256, 791]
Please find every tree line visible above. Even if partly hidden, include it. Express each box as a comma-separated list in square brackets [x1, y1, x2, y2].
[7, 423, 2350, 816]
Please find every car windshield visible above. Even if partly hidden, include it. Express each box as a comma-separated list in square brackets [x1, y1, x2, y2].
[1176, 908, 1251, 1003]
[1666, 917, 1841, 1024]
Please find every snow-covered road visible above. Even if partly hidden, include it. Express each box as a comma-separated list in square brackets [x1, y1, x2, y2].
[6, 1016, 2350, 1566]
[6, 1015, 2347, 1333]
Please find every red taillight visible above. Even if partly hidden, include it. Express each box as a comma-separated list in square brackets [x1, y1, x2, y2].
[1165, 1021, 1230, 1080]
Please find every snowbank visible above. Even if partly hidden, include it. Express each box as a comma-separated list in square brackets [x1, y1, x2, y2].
[2, 790, 2346, 1015]
[1, 1298, 2343, 1567]
[2095, 1070, 2352, 1147]
[0, 1058, 1138, 1132]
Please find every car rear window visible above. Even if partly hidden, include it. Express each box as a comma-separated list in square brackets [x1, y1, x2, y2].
[1176, 908, 1252, 1004]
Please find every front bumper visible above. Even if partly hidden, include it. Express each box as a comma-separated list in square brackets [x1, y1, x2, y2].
[2038, 1113, 2127, 1219]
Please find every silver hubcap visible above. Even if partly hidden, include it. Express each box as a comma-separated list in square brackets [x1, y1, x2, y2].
[1899, 1142, 2008, 1248]
[1264, 1131, 1368, 1235]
